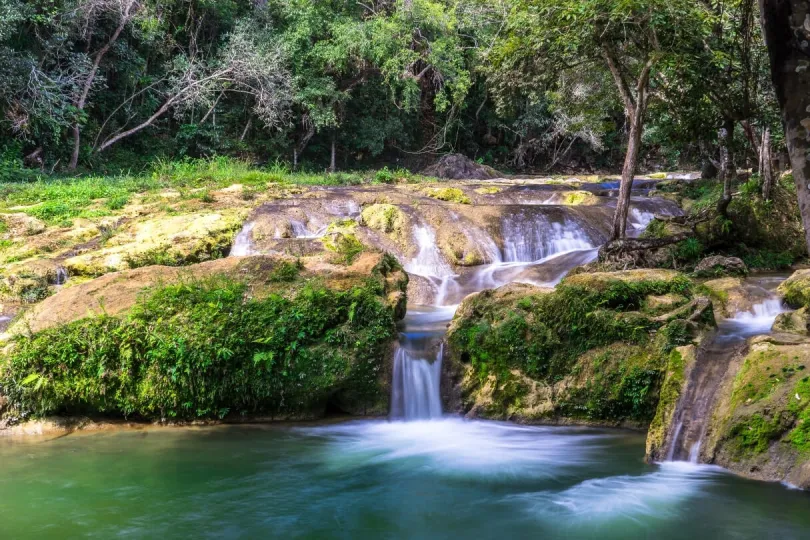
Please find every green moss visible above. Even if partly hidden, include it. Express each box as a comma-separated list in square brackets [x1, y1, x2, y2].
[449, 272, 700, 424]
[320, 219, 365, 264]
[423, 187, 471, 204]
[474, 187, 501, 195]
[361, 204, 404, 235]
[729, 413, 790, 455]
[561, 191, 597, 205]
[0, 275, 398, 422]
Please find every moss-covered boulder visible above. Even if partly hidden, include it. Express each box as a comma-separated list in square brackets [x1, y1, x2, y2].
[779, 269, 810, 308]
[0, 252, 408, 426]
[63, 211, 245, 276]
[693, 255, 748, 278]
[772, 308, 810, 336]
[445, 270, 712, 425]
[702, 335, 810, 488]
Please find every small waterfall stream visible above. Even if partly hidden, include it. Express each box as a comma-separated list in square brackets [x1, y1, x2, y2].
[663, 283, 788, 462]
[391, 206, 612, 419]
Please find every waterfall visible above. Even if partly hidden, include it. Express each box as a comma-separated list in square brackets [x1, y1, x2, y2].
[501, 212, 595, 263]
[229, 222, 257, 256]
[662, 286, 787, 462]
[390, 344, 443, 420]
[404, 224, 459, 306]
[54, 266, 68, 286]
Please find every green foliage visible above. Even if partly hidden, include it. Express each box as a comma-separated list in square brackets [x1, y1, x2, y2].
[449, 273, 697, 422]
[0, 276, 397, 421]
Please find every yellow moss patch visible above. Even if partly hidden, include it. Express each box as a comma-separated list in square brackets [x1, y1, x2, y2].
[422, 187, 471, 204]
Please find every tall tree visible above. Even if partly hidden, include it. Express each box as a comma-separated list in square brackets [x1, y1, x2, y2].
[487, 0, 702, 240]
[760, 0, 810, 252]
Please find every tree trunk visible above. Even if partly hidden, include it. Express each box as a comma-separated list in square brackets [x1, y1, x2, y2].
[68, 4, 136, 169]
[761, 128, 775, 200]
[717, 120, 736, 217]
[760, 0, 810, 252]
[329, 135, 337, 173]
[612, 118, 643, 240]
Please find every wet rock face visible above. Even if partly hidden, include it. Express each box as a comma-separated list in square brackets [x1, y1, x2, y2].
[693, 256, 748, 278]
[421, 154, 501, 180]
[703, 334, 810, 488]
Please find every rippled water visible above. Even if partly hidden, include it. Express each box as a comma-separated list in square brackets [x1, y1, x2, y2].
[1, 421, 809, 539]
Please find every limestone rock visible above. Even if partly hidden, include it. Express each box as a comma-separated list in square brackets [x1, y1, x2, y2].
[421, 153, 500, 180]
[644, 293, 688, 314]
[693, 255, 748, 278]
[779, 269, 810, 308]
[772, 308, 810, 336]
[703, 335, 810, 488]
[63, 211, 245, 276]
[4, 252, 407, 337]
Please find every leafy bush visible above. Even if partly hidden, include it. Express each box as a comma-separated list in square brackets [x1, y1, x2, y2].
[0, 276, 397, 421]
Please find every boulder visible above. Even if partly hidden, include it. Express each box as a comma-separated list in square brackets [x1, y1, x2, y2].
[772, 308, 810, 336]
[693, 255, 748, 278]
[445, 271, 710, 426]
[703, 335, 810, 488]
[779, 269, 810, 308]
[421, 154, 500, 180]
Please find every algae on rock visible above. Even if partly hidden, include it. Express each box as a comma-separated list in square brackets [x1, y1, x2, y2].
[445, 270, 712, 426]
[0, 253, 408, 424]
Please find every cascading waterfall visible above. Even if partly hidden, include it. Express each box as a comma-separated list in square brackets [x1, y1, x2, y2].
[663, 287, 788, 463]
[54, 266, 68, 286]
[229, 222, 257, 256]
[404, 224, 460, 306]
[501, 212, 595, 263]
[390, 344, 444, 420]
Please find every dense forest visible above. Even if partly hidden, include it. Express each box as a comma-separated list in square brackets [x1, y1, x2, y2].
[0, 0, 788, 178]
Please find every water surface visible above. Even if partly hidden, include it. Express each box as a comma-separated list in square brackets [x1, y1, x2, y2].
[1, 420, 809, 539]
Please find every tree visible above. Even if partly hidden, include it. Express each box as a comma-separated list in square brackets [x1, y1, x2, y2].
[760, 0, 810, 252]
[67, 0, 141, 170]
[487, 0, 702, 239]
[96, 21, 293, 153]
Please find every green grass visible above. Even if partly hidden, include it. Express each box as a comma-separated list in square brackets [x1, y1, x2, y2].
[0, 157, 436, 225]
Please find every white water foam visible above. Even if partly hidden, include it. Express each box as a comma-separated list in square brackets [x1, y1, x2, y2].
[299, 418, 609, 479]
[515, 461, 725, 522]
[502, 215, 595, 263]
[723, 297, 787, 337]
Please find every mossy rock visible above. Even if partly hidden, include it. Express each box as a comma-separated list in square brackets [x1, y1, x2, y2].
[561, 191, 599, 206]
[474, 187, 502, 195]
[422, 187, 471, 204]
[772, 308, 810, 336]
[63, 211, 245, 276]
[646, 345, 697, 460]
[320, 219, 365, 264]
[643, 293, 689, 315]
[693, 255, 748, 278]
[779, 269, 810, 308]
[446, 270, 708, 426]
[0, 253, 408, 424]
[705, 335, 810, 487]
